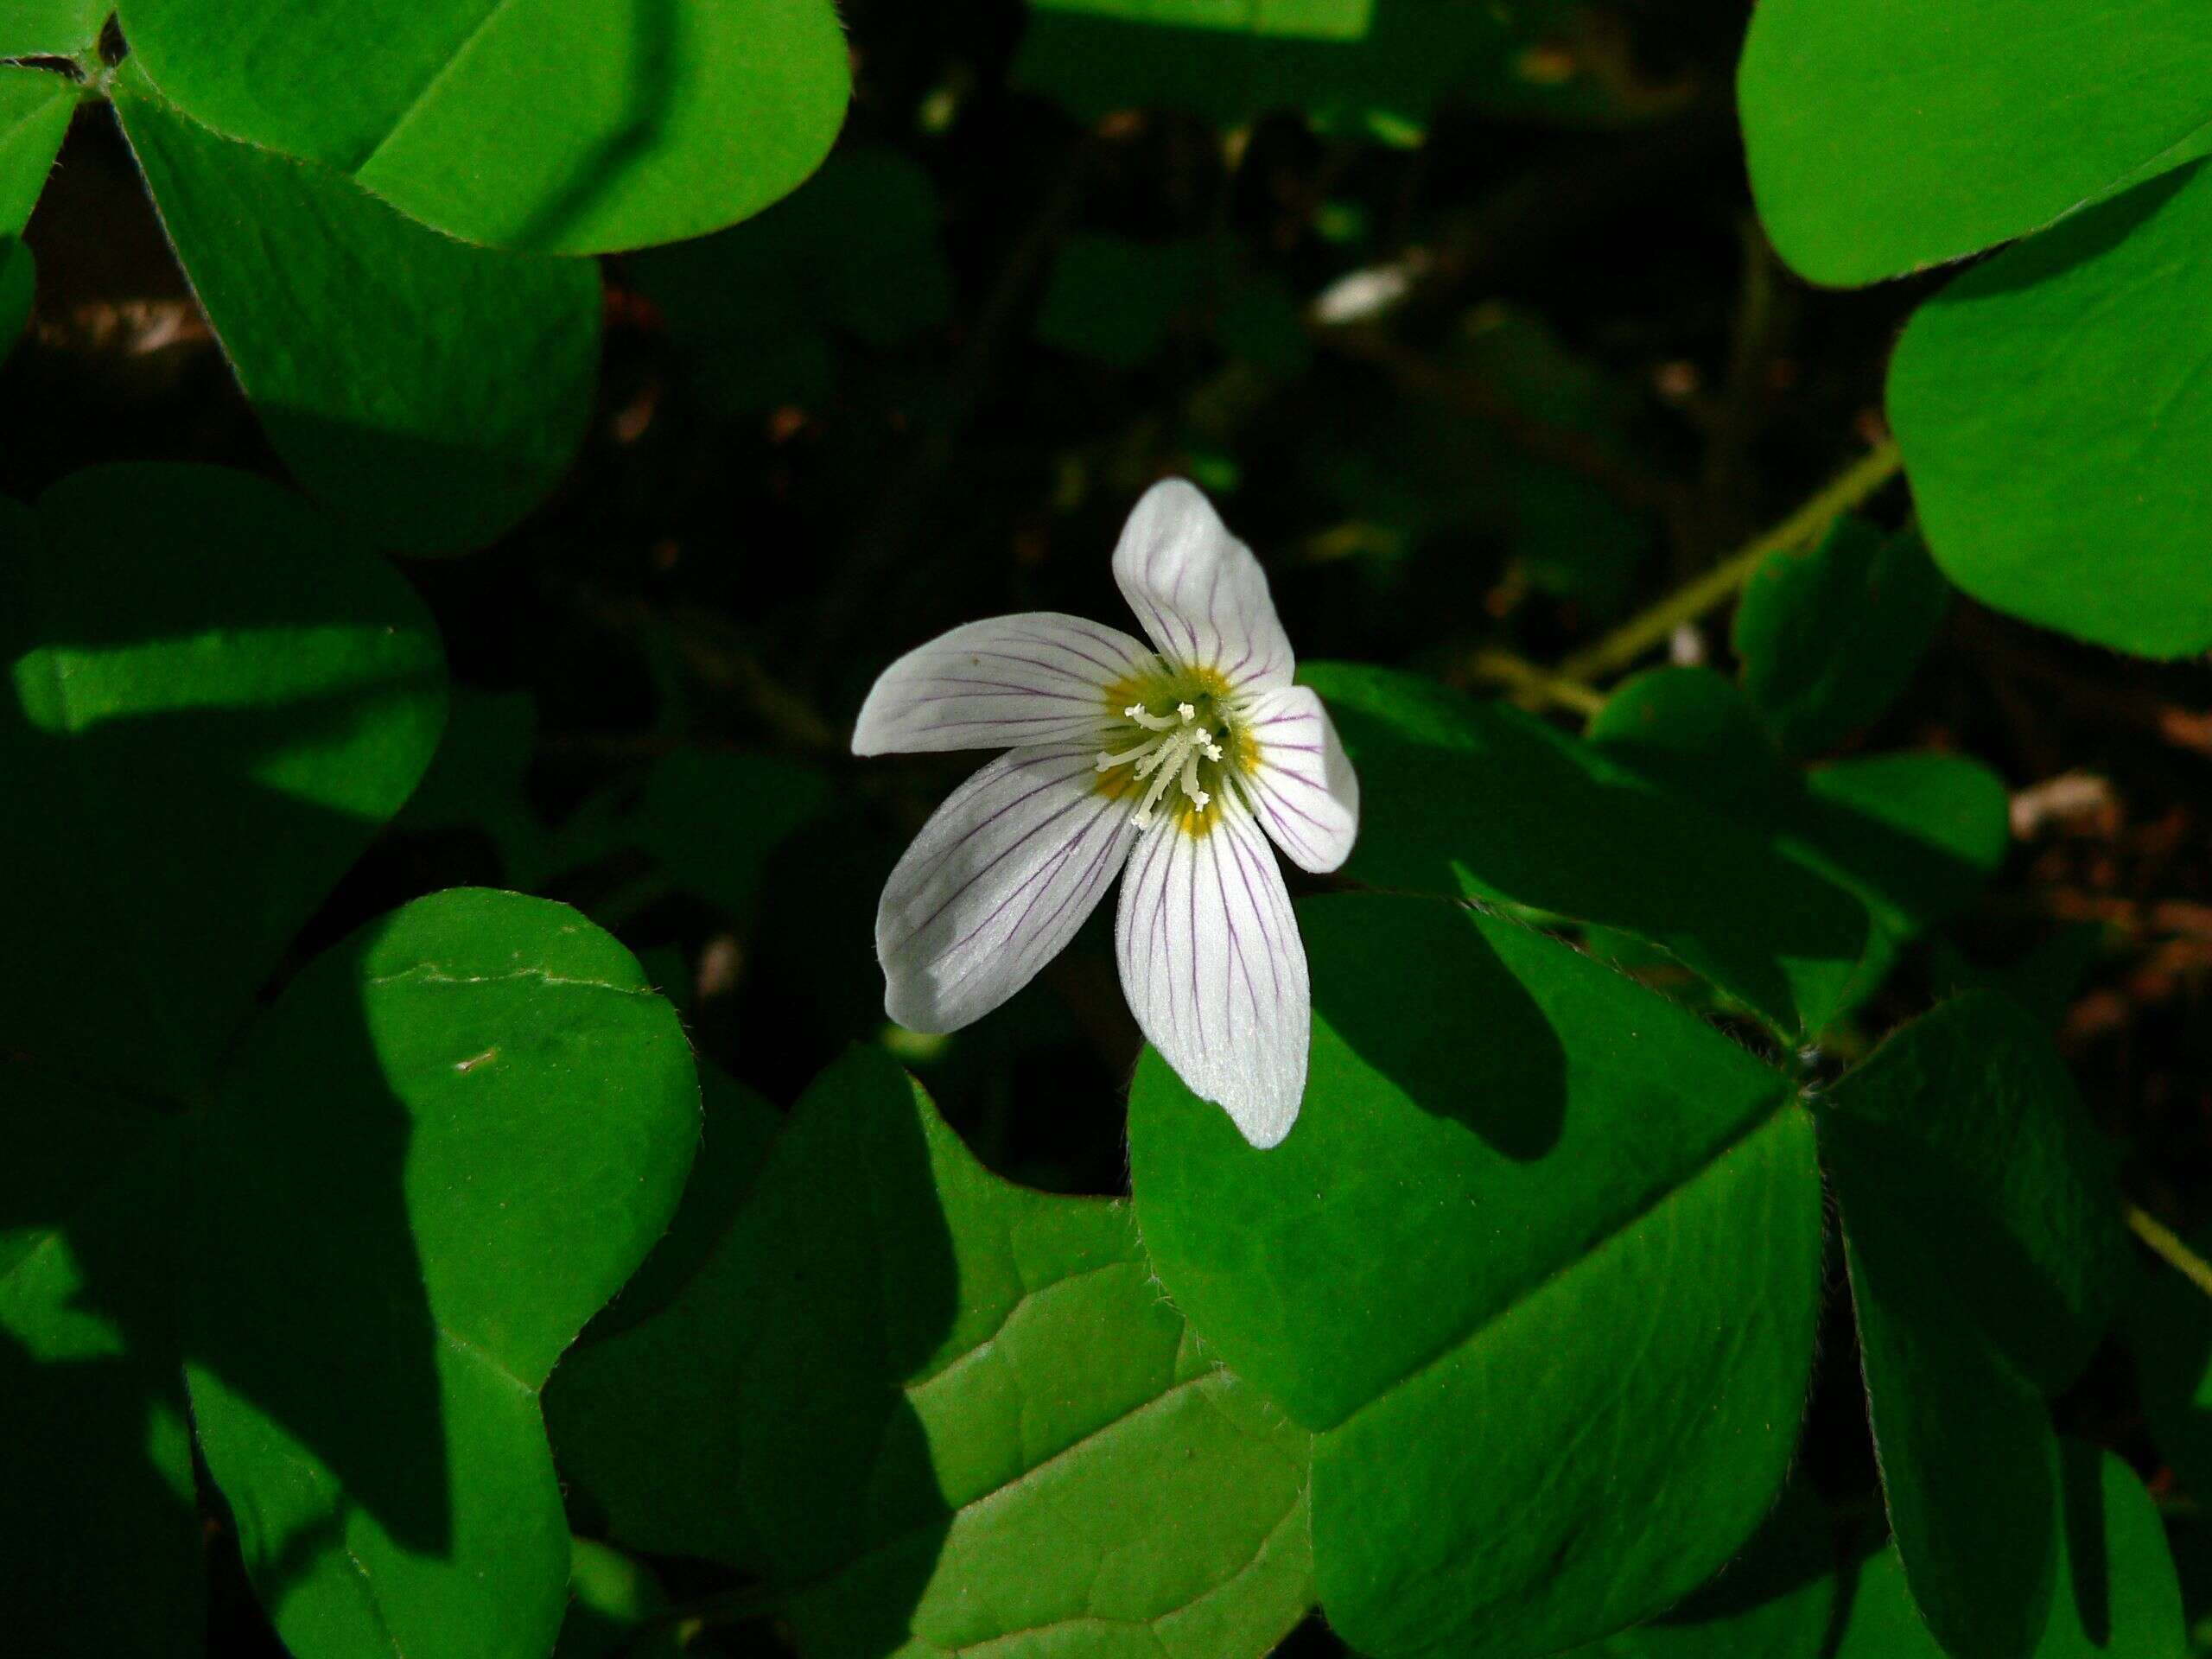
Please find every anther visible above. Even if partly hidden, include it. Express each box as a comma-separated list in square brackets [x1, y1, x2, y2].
[1177, 702, 1197, 721]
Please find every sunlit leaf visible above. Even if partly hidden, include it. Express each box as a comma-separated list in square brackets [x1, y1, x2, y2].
[0, 65, 73, 232]
[1889, 162, 2212, 658]
[118, 0, 851, 254]
[1129, 893, 1821, 1659]
[550, 1048, 1316, 1659]
[183, 890, 700, 1659]
[117, 71, 601, 555]
[1739, 0, 2212, 284]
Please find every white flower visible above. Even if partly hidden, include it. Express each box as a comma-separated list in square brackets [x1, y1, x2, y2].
[854, 479, 1360, 1148]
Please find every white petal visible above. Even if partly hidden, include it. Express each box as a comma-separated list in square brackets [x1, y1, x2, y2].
[1116, 793, 1310, 1148]
[878, 746, 1141, 1033]
[1111, 480, 1296, 695]
[1237, 685, 1360, 874]
[852, 613, 1160, 755]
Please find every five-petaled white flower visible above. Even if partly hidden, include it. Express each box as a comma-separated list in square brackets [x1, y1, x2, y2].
[854, 479, 1360, 1148]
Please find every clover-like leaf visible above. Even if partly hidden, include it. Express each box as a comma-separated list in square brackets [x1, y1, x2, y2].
[0, 468, 448, 1098]
[1733, 515, 1951, 756]
[1831, 1448, 2183, 1659]
[1129, 893, 1822, 1659]
[550, 1047, 1316, 1659]
[117, 70, 601, 555]
[1589, 667, 2008, 1015]
[1565, 1483, 1839, 1659]
[182, 889, 701, 1659]
[1824, 994, 2132, 1659]
[117, 0, 851, 254]
[0, 65, 74, 232]
[1307, 663, 2002, 1039]
[1889, 162, 2212, 658]
[1739, 0, 2212, 285]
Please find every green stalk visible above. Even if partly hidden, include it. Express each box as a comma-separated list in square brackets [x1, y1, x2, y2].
[1558, 438, 1904, 686]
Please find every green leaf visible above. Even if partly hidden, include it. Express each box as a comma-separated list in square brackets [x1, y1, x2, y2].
[1832, 1449, 2184, 1659]
[1932, 926, 2104, 1033]
[557, 1538, 683, 1659]
[116, 71, 601, 555]
[116, 0, 851, 254]
[0, 64, 76, 232]
[2127, 1227, 2212, 1504]
[1589, 668, 2009, 1011]
[582, 1061, 779, 1342]
[1307, 659, 1860, 1035]
[183, 889, 700, 1659]
[0, 468, 447, 1098]
[1128, 893, 1822, 1659]
[631, 147, 950, 414]
[629, 748, 830, 922]
[1032, 0, 1373, 41]
[0, 1096, 201, 1657]
[1888, 162, 2212, 658]
[1738, 0, 2212, 285]
[0, 0, 105, 55]
[1824, 994, 2132, 1659]
[1733, 516, 1951, 755]
[1016, 0, 1673, 139]
[550, 1048, 1317, 1659]
[1570, 1483, 1839, 1659]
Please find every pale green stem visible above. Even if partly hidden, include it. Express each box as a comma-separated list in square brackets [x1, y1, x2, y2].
[2127, 1202, 2212, 1302]
[1464, 650, 1608, 718]
[1558, 438, 1904, 686]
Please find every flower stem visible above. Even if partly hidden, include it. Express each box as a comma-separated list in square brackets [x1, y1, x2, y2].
[1557, 437, 1904, 686]
[2127, 1202, 2212, 1301]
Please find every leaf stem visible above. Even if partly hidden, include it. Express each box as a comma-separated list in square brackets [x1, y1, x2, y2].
[1459, 649, 1607, 717]
[1557, 437, 1903, 686]
[2126, 1202, 2212, 1301]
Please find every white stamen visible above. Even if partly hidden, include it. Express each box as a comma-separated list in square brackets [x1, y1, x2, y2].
[1103, 700, 1232, 828]
[1179, 743, 1207, 807]
[1096, 741, 1153, 771]
[1122, 702, 1179, 732]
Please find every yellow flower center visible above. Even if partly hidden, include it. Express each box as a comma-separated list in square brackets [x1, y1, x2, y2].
[1094, 666, 1251, 834]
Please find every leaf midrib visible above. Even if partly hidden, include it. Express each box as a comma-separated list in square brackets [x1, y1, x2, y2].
[786, 1369, 1300, 1635]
